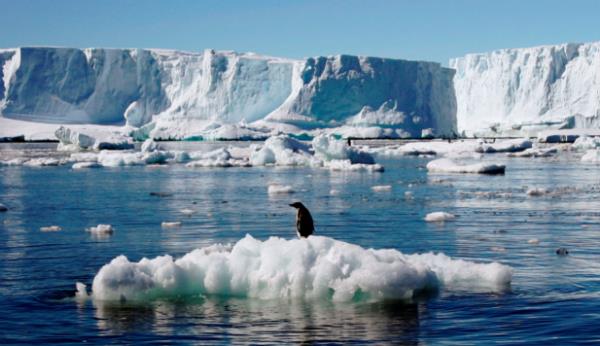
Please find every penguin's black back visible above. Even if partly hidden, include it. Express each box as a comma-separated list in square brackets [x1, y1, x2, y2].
[296, 206, 314, 238]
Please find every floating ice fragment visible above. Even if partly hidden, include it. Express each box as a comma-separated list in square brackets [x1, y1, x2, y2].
[86, 224, 114, 235]
[427, 158, 505, 175]
[75, 282, 89, 300]
[528, 238, 540, 245]
[72, 162, 102, 169]
[180, 209, 196, 216]
[40, 226, 62, 232]
[490, 246, 507, 252]
[268, 184, 295, 195]
[371, 185, 392, 192]
[161, 221, 182, 228]
[424, 212, 456, 222]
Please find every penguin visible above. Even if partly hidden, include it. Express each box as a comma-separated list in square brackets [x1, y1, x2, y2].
[289, 202, 314, 238]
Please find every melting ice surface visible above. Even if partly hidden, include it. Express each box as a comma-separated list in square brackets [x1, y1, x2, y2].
[89, 235, 511, 303]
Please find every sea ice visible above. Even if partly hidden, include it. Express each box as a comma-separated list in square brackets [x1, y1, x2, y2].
[161, 221, 182, 228]
[72, 162, 102, 169]
[86, 224, 114, 235]
[581, 149, 600, 163]
[89, 235, 512, 302]
[267, 184, 295, 195]
[426, 158, 505, 175]
[424, 212, 456, 222]
[371, 185, 392, 192]
[40, 226, 62, 232]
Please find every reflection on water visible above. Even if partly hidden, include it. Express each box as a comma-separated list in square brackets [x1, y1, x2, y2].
[92, 298, 420, 344]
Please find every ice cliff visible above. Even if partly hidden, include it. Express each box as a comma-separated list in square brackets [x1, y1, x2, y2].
[0, 47, 457, 139]
[451, 42, 600, 136]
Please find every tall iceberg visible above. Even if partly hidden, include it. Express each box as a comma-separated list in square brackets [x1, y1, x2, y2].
[0, 47, 457, 140]
[451, 42, 600, 136]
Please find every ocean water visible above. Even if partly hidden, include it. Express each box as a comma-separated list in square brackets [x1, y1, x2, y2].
[1, 144, 599, 344]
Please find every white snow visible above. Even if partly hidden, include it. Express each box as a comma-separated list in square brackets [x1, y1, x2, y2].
[424, 212, 456, 222]
[89, 234, 512, 302]
[426, 158, 505, 175]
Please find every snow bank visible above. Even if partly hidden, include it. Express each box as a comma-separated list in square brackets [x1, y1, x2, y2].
[89, 235, 512, 302]
[426, 158, 505, 175]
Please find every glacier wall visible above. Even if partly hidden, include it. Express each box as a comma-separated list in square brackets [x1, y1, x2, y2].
[0, 47, 457, 139]
[451, 42, 600, 135]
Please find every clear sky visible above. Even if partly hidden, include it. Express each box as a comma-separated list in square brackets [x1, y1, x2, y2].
[2, 0, 600, 65]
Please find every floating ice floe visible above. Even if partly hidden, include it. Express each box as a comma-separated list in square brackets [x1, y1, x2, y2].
[72, 162, 102, 169]
[371, 185, 392, 192]
[55, 126, 133, 151]
[86, 224, 114, 235]
[572, 136, 600, 151]
[186, 148, 249, 168]
[180, 209, 196, 216]
[528, 238, 540, 245]
[0, 158, 27, 166]
[581, 149, 600, 163]
[508, 146, 558, 158]
[475, 138, 532, 153]
[161, 221, 182, 228]
[426, 158, 505, 175]
[424, 212, 456, 222]
[23, 158, 63, 167]
[268, 184, 295, 195]
[88, 234, 512, 302]
[40, 225, 62, 232]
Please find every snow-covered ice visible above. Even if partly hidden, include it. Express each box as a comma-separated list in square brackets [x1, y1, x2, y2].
[86, 224, 114, 235]
[40, 226, 62, 232]
[426, 158, 505, 175]
[89, 235, 512, 302]
[371, 185, 392, 192]
[161, 221, 182, 228]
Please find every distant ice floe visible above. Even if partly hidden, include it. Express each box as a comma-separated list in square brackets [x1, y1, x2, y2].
[368, 138, 531, 158]
[424, 212, 456, 222]
[427, 158, 505, 175]
[86, 235, 512, 303]
[268, 184, 295, 195]
[86, 224, 114, 235]
[40, 225, 62, 232]
[371, 185, 392, 192]
[161, 221, 182, 228]
[508, 146, 558, 158]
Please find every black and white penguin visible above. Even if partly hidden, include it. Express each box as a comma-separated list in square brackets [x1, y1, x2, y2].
[289, 202, 314, 238]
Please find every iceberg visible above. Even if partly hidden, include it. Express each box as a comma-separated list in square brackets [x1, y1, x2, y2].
[0, 47, 457, 140]
[89, 235, 512, 302]
[451, 42, 600, 136]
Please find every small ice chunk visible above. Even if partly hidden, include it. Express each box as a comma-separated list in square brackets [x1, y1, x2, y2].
[491, 246, 507, 252]
[0, 203, 7, 212]
[404, 191, 414, 199]
[371, 185, 392, 192]
[24, 158, 62, 167]
[86, 224, 114, 235]
[40, 225, 62, 232]
[75, 282, 89, 300]
[161, 221, 182, 228]
[427, 158, 505, 175]
[526, 188, 549, 196]
[180, 208, 196, 216]
[425, 212, 456, 222]
[72, 162, 102, 169]
[268, 184, 295, 195]
[528, 238, 540, 245]
[329, 189, 340, 196]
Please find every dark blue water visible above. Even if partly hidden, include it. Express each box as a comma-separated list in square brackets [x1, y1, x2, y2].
[1, 146, 599, 344]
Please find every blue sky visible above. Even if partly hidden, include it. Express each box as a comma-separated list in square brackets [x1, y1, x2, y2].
[2, 0, 600, 65]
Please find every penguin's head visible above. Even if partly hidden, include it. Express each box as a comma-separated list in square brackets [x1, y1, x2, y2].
[289, 202, 304, 209]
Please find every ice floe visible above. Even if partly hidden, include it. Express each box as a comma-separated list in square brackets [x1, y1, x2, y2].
[371, 185, 392, 192]
[581, 149, 600, 163]
[424, 212, 456, 222]
[88, 235, 512, 302]
[426, 158, 505, 175]
[40, 225, 62, 232]
[86, 224, 114, 235]
[161, 221, 182, 228]
[268, 184, 295, 195]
